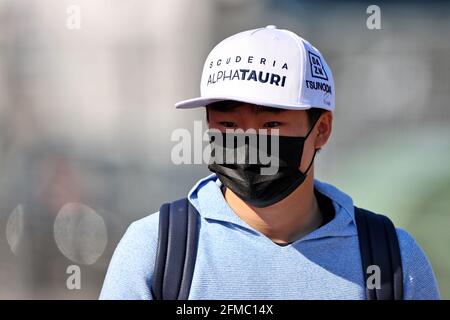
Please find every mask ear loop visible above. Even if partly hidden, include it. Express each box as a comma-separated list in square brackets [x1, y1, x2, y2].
[304, 115, 321, 139]
[302, 115, 322, 175]
[303, 148, 319, 176]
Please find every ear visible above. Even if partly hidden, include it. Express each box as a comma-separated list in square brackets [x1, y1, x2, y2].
[314, 111, 333, 150]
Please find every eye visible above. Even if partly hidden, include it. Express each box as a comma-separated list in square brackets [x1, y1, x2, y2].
[263, 121, 282, 128]
[218, 121, 238, 128]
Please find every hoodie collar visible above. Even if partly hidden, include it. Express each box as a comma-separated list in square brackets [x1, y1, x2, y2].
[187, 173, 357, 241]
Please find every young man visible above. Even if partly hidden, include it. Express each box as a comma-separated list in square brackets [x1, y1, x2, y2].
[100, 25, 440, 300]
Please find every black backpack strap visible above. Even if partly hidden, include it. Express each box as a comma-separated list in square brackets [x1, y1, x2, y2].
[152, 198, 199, 300]
[354, 206, 403, 300]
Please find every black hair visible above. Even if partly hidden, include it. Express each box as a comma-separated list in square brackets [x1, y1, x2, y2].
[306, 108, 326, 127]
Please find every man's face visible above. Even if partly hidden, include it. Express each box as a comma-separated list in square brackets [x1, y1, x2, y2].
[207, 101, 319, 136]
[206, 101, 333, 172]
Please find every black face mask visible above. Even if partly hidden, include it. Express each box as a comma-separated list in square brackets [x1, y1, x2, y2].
[207, 118, 319, 208]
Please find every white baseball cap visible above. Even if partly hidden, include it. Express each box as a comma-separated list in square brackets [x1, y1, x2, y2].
[175, 25, 334, 112]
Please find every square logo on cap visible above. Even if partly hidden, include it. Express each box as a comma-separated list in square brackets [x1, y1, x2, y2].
[308, 51, 328, 81]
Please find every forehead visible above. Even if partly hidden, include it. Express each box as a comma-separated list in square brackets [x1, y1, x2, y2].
[206, 100, 301, 116]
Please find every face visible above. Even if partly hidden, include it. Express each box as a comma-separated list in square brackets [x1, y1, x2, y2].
[207, 101, 311, 136]
[206, 101, 333, 172]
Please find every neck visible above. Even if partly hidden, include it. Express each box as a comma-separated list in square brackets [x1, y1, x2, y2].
[223, 172, 322, 245]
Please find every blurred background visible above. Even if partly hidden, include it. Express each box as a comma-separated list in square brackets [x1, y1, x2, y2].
[0, 0, 449, 299]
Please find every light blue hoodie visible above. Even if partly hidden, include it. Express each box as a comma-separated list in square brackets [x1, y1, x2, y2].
[99, 173, 440, 300]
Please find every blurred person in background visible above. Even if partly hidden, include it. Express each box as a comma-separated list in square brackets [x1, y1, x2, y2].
[99, 26, 440, 300]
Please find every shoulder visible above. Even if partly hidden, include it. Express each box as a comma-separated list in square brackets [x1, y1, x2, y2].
[395, 228, 440, 299]
[99, 212, 160, 300]
[111, 212, 161, 264]
[123, 211, 161, 248]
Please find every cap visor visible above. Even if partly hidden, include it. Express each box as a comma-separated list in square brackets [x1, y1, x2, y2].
[175, 96, 314, 110]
